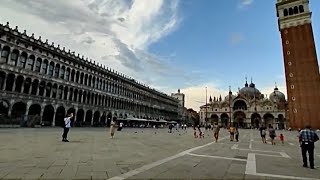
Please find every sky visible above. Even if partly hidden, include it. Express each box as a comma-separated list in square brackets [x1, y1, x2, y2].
[0, 0, 319, 111]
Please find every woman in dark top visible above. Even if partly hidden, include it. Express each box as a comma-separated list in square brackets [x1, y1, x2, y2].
[269, 126, 276, 145]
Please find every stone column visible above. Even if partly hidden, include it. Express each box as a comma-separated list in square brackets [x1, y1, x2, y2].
[40, 105, 45, 125]
[83, 110, 87, 122]
[91, 111, 94, 126]
[36, 84, 40, 96]
[52, 109, 56, 127]
[12, 76, 17, 92]
[2, 75, 7, 91]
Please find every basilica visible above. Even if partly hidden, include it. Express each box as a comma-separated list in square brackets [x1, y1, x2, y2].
[199, 80, 287, 129]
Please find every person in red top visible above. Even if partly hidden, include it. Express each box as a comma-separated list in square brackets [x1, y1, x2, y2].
[279, 133, 284, 144]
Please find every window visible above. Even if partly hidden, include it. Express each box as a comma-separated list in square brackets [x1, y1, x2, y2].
[54, 64, 60, 78]
[286, 40, 289, 44]
[299, 5, 304, 13]
[48, 62, 54, 76]
[60, 66, 65, 79]
[294, 6, 298, 14]
[26, 55, 35, 70]
[292, 96, 296, 101]
[293, 108, 297, 113]
[288, 61, 292, 66]
[283, 9, 288, 16]
[18, 52, 27, 68]
[66, 68, 70, 81]
[35, 58, 42, 72]
[289, 73, 293, 77]
[42, 60, 48, 74]
[287, 51, 290, 55]
[0, 46, 10, 63]
[289, 8, 293, 15]
[9, 50, 19, 66]
[291, 85, 294, 89]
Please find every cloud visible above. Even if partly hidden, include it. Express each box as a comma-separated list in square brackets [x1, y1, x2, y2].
[238, 0, 254, 9]
[230, 33, 244, 44]
[0, 0, 181, 85]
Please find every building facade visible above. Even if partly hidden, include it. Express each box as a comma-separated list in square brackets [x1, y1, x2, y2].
[199, 81, 287, 129]
[171, 89, 186, 123]
[276, 0, 320, 129]
[0, 22, 179, 127]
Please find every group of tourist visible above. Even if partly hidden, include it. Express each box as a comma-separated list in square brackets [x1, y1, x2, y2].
[61, 112, 319, 170]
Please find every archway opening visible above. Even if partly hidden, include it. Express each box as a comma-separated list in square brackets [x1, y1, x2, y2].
[5, 74, 15, 91]
[43, 105, 54, 126]
[0, 100, 9, 124]
[76, 109, 84, 127]
[233, 100, 247, 110]
[100, 112, 107, 127]
[55, 106, 65, 127]
[106, 112, 112, 127]
[15, 76, 24, 93]
[210, 114, 219, 125]
[278, 114, 285, 130]
[93, 111, 100, 127]
[28, 104, 41, 127]
[85, 110, 92, 126]
[251, 113, 262, 129]
[0, 71, 6, 90]
[23, 78, 32, 94]
[220, 113, 229, 127]
[263, 113, 275, 128]
[233, 111, 246, 128]
[11, 102, 27, 125]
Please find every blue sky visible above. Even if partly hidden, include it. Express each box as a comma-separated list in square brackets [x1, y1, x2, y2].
[0, 0, 319, 110]
[150, 0, 320, 91]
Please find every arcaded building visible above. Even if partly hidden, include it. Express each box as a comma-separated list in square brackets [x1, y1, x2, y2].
[199, 80, 287, 129]
[276, 0, 320, 129]
[0, 22, 179, 127]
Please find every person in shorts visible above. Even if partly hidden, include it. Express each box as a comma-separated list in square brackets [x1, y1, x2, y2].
[259, 126, 267, 143]
[269, 126, 276, 145]
[213, 123, 220, 143]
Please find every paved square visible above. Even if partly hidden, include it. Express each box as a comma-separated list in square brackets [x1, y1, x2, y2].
[0, 128, 319, 179]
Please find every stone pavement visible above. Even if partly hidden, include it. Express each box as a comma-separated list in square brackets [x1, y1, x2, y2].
[0, 127, 319, 180]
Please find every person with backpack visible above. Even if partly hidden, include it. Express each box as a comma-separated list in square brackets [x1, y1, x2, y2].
[259, 126, 267, 144]
[269, 126, 276, 145]
[299, 125, 319, 169]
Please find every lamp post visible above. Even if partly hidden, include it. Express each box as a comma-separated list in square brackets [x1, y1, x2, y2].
[229, 86, 232, 127]
[205, 87, 208, 126]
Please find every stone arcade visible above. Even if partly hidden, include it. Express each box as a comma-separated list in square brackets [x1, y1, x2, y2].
[0, 22, 179, 127]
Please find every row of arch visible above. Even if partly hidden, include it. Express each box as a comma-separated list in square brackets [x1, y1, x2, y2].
[283, 5, 304, 17]
[208, 112, 285, 129]
[0, 44, 177, 109]
[0, 100, 164, 127]
[0, 71, 178, 117]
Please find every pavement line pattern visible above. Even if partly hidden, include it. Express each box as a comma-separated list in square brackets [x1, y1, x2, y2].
[108, 136, 229, 180]
[245, 153, 320, 180]
[249, 132, 253, 149]
[289, 142, 295, 146]
[187, 153, 247, 162]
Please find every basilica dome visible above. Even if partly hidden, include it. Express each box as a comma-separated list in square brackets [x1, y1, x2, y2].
[239, 81, 262, 99]
[269, 87, 286, 103]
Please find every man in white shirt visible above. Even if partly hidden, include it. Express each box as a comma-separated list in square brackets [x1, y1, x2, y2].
[62, 113, 73, 142]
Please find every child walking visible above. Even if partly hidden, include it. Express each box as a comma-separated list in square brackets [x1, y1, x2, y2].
[279, 133, 284, 144]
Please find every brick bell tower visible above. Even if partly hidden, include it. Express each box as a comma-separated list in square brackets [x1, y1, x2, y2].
[276, 0, 320, 129]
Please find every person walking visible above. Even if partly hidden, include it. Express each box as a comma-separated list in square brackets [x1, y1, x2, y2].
[299, 125, 319, 169]
[259, 125, 267, 143]
[62, 113, 73, 142]
[229, 125, 235, 141]
[110, 120, 116, 138]
[269, 126, 276, 145]
[235, 127, 239, 142]
[213, 123, 220, 143]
